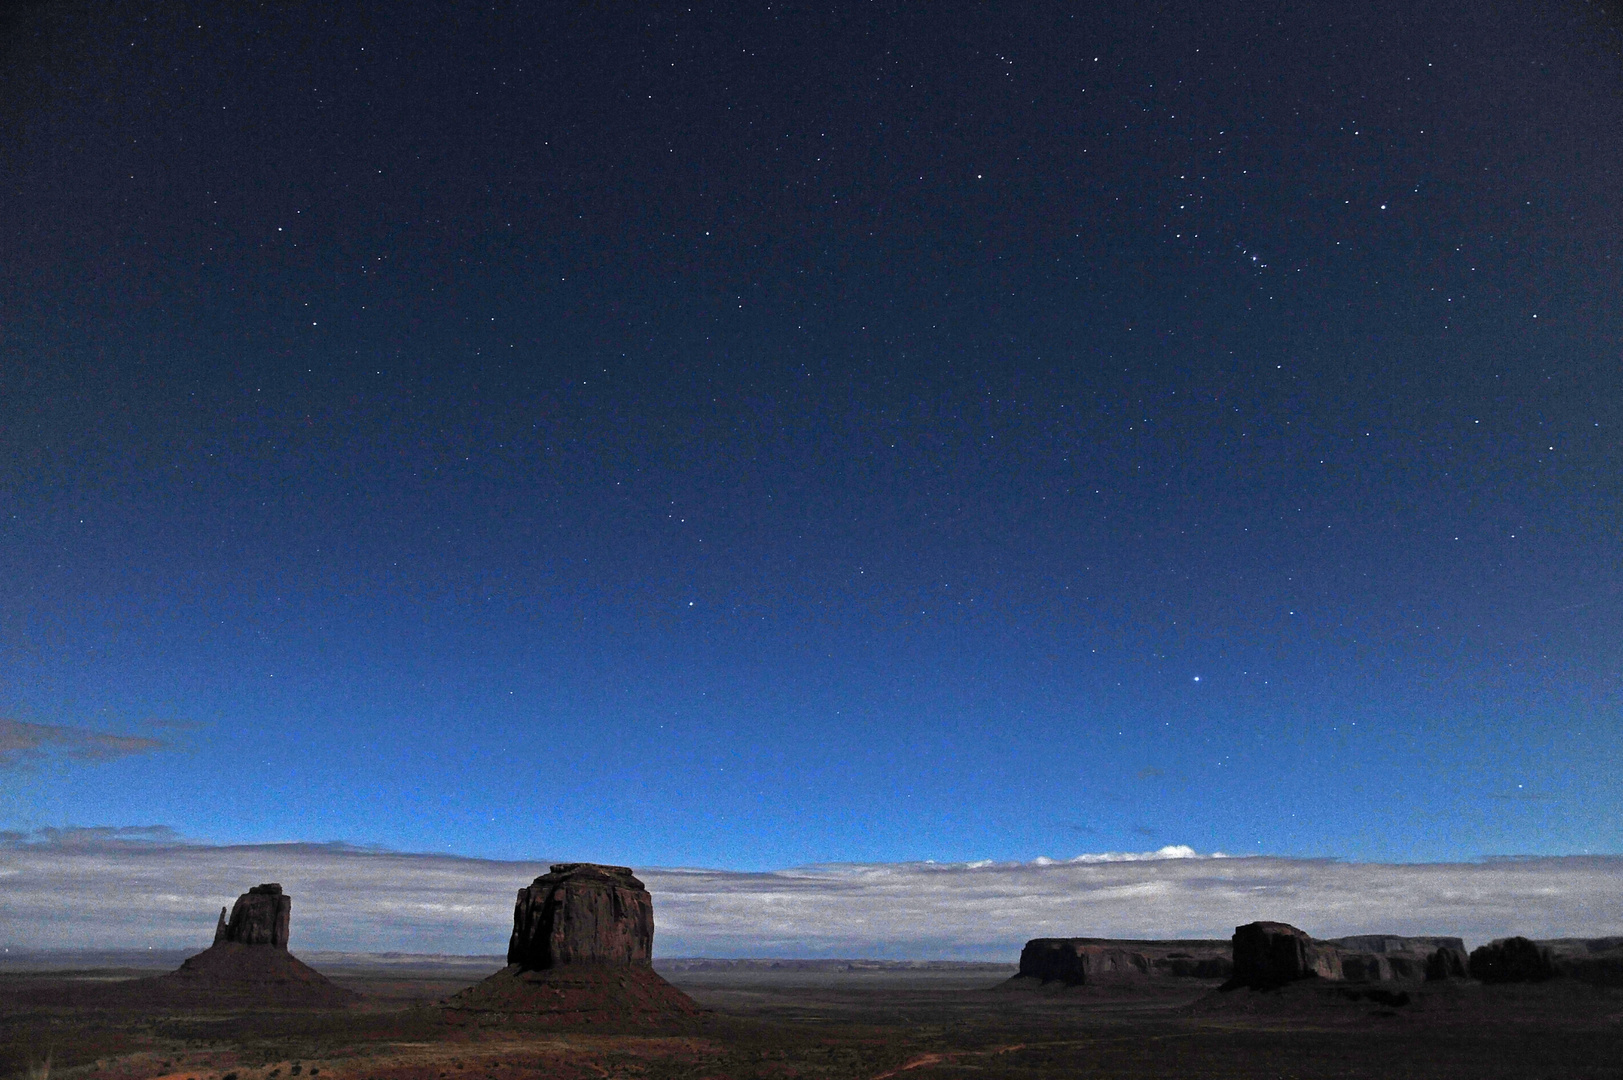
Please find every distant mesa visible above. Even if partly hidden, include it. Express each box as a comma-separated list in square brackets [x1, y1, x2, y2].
[1227, 921, 1470, 989]
[1534, 936, 1623, 987]
[1013, 922, 1478, 999]
[1009, 922, 1622, 997]
[135, 883, 355, 1007]
[1328, 934, 1470, 983]
[446, 863, 700, 1023]
[1006, 938, 1233, 988]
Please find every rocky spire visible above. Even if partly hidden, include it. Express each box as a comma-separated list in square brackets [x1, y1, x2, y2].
[221, 883, 292, 948]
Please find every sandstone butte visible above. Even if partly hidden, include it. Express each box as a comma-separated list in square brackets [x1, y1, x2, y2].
[445, 863, 700, 1023]
[136, 883, 356, 1006]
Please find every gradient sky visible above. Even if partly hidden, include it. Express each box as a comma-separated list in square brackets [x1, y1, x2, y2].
[2, 1, 1620, 873]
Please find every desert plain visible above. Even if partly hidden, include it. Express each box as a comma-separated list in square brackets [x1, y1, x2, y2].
[5, 950, 1623, 1080]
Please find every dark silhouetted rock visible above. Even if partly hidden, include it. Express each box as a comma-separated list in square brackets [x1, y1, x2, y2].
[1539, 937, 1623, 986]
[219, 883, 291, 948]
[447, 863, 698, 1024]
[127, 883, 354, 1008]
[1010, 938, 1231, 987]
[1425, 944, 1470, 980]
[1228, 925, 1469, 989]
[1230, 922, 1342, 987]
[1336, 952, 1387, 982]
[507, 863, 654, 969]
[1470, 937, 1557, 983]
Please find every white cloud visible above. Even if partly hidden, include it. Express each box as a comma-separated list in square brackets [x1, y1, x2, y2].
[1063, 844, 1209, 863]
[2, 829, 1619, 959]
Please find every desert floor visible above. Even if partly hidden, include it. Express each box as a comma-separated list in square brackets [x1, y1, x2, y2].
[3, 957, 1622, 1080]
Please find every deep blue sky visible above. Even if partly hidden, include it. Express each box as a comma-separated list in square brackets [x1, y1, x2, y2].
[2, 1, 1620, 869]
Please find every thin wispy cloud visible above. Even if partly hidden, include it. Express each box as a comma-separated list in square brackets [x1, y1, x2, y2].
[0, 719, 166, 770]
[2, 829, 1619, 958]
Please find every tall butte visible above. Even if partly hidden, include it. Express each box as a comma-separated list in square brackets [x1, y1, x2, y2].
[139, 883, 356, 1006]
[447, 863, 699, 1023]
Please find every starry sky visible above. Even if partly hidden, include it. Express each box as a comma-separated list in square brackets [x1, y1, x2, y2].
[2, 1, 1620, 874]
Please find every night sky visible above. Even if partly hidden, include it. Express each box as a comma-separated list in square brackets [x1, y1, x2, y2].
[3, 1, 1620, 874]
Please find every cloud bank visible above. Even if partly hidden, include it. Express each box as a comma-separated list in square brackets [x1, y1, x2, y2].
[0, 719, 166, 770]
[2, 829, 1619, 959]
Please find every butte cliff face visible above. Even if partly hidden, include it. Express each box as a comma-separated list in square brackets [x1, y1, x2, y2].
[1228, 922, 1470, 989]
[508, 863, 655, 969]
[447, 862, 699, 1024]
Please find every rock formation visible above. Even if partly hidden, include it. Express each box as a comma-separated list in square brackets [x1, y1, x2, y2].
[136, 882, 355, 1007]
[446, 863, 699, 1024]
[1010, 938, 1232, 987]
[1324, 935, 1469, 982]
[508, 863, 654, 968]
[1537, 936, 1623, 986]
[218, 882, 292, 947]
[1228, 923, 1466, 988]
[1230, 922, 1344, 987]
[1009, 926, 1475, 994]
[1470, 937, 1557, 983]
[1424, 943, 1470, 980]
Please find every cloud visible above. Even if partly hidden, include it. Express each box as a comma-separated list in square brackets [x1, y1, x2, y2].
[1, 829, 1619, 959]
[0, 719, 166, 770]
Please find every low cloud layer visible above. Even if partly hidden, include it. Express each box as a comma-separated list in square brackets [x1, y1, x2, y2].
[2, 829, 1619, 958]
[0, 719, 166, 770]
